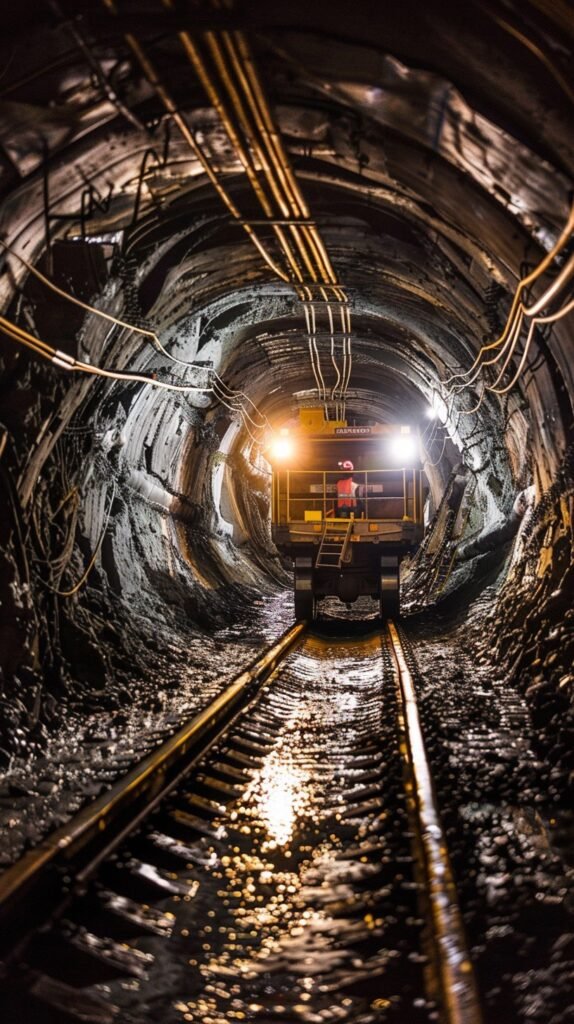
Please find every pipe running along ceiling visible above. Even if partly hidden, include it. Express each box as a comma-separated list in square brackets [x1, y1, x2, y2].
[0, 0, 573, 624]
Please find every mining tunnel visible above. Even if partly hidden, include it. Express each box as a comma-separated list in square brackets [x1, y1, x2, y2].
[0, 2, 573, 1022]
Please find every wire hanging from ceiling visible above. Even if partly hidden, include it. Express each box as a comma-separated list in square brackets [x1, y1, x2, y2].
[0, 238, 271, 436]
[440, 202, 574, 413]
[425, 202, 574, 448]
[102, 1, 353, 417]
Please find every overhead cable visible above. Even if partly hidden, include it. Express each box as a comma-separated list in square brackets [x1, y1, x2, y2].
[0, 238, 270, 431]
[44, 480, 116, 597]
[327, 303, 342, 418]
[0, 313, 210, 393]
[122, 32, 291, 285]
[442, 200, 574, 389]
[107, 0, 352, 406]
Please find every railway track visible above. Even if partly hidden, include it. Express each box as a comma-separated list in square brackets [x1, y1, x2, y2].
[0, 621, 482, 1024]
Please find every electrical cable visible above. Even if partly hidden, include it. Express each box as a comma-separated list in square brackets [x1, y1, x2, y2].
[447, 306, 525, 397]
[488, 294, 574, 396]
[0, 313, 212, 394]
[452, 293, 574, 414]
[493, 13, 574, 107]
[104, 0, 354, 408]
[215, 398, 265, 445]
[304, 302, 327, 406]
[212, 372, 271, 428]
[445, 262, 573, 398]
[424, 277, 574, 463]
[121, 30, 292, 285]
[0, 239, 272, 430]
[521, 252, 574, 317]
[427, 287, 571, 457]
[327, 303, 342, 408]
[442, 201, 574, 388]
[338, 305, 348, 415]
[423, 429, 451, 469]
[211, 380, 267, 437]
[433, 282, 574, 427]
[44, 481, 116, 597]
[457, 384, 487, 417]
[0, 238, 170, 351]
[341, 303, 353, 399]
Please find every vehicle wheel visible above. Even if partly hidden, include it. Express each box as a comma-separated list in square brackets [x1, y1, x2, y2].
[294, 588, 316, 621]
[379, 588, 400, 621]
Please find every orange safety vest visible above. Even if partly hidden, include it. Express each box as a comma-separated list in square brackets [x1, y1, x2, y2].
[337, 476, 356, 508]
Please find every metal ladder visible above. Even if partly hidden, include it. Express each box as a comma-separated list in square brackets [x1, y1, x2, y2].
[315, 520, 353, 569]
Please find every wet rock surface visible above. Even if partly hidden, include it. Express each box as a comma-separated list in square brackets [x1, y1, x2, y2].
[0, 4, 572, 1016]
[484, 448, 574, 805]
[3, 630, 433, 1024]
[0, 591, 292, 867]
[406, 592, 574, 1023]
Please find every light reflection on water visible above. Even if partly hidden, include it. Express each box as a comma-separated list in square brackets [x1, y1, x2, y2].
[249, 743, 311, 848]
[126, 634, 416, 1023]
[171, 639, 389, 1022]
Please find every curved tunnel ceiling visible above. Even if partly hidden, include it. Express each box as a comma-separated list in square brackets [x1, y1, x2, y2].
[0, 0, 573, 630]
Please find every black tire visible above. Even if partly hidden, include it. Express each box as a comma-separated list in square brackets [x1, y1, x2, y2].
[294, 588, 316, 621]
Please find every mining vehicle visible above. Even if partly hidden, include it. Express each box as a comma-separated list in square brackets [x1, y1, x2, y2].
[268, 408, 425, 620]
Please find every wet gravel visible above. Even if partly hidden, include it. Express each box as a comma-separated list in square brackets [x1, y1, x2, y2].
[0, 592, 293, 868]
[404, 593, 574, 1024]
[4, 627, 434, 1024]
[2, 582, 573, 1022]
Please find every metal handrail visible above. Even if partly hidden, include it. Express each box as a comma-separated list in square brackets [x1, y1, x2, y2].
[276, 468, 420, 524]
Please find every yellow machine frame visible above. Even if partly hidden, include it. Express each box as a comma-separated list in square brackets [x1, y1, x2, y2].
[268, 409, 425, 620]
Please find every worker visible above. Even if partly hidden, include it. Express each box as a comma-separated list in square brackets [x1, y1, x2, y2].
[337, 460, 360, 517]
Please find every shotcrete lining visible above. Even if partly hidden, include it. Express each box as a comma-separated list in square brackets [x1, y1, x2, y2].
[1, 9, 571, 643]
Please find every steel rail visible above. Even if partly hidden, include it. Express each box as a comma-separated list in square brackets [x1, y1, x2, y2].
[0, 621, 305, 959]
[386, 621, 483, 1024]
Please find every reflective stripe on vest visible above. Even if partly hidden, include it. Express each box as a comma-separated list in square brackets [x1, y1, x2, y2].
[337, 477, 356, 507]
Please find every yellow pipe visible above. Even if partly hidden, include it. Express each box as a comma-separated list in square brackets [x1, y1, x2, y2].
[218, 30, 325, 286]
[130, 2, 352, 390]
[218, 31, 294, 221]
[231, 31, 339, 287]
[124, 33, 291, 284]
[231, 31, 309, 223]
[178, 30, 306, 284]
[204, 30, 320, 285]
[183, 15, 346, 300]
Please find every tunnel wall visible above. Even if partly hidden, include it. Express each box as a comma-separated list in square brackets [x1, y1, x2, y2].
[0, 0, 572, 773]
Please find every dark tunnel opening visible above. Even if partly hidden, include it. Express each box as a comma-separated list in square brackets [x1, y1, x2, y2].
[0, 2, 573, 1021]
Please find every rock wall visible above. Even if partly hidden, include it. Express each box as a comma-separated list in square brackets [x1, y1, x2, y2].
[488, 444, 574, 798]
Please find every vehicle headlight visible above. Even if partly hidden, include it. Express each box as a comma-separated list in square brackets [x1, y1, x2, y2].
[389, 435, 418, 464]
[270, 436, 294, 461]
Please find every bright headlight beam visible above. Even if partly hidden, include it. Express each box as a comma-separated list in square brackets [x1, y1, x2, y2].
[270, 436, 294, 461]
[389, 435, 418, 464]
